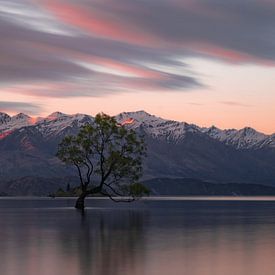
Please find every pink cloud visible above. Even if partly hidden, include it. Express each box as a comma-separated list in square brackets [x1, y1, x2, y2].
[74, 54, 163, 79]
[191, 42, 275, 65]
[41, 0, 158, 46]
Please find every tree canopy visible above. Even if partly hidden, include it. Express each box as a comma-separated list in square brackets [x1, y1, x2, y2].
[57, 113, 148, 209]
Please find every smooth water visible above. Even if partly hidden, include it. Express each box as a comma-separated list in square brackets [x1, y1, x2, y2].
[1, 197, 275, 275]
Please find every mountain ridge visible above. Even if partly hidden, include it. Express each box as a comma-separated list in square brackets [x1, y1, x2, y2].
[0, 110, 274, 150]
[0, 110, 275, 188]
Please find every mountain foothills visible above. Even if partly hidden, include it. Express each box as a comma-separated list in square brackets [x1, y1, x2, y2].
[0, 111, 275, 195]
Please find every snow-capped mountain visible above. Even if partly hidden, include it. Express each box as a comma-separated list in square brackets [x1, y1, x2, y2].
[0, 110, 275, 188]
[259, 134, 275, 148]
[0, 111, 93, 140]
[202, 126, 268, 149]
[117, 111, 200, 142]
[0, 110, 274, 149]
[0, 112, 34, 133]
[35, 112, 93, 139]
[0, 112, 11, 124]
[117, 111, 273, 149]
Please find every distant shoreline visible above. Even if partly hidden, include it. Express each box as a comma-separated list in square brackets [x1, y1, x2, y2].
[2, 196, 275, 201]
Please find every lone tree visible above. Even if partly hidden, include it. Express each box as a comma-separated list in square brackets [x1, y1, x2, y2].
[57, 113, 148, 209]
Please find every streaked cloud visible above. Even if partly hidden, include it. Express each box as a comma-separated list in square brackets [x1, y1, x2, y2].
[0, 0, 275, 100]
[41, 0, 275, 63]
[0, 101, 43, 114]
[220, 101, 252, 107]
[188, 102, 203, 106]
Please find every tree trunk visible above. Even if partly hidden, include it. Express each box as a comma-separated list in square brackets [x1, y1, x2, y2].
[75, 186, 102, 210]
[75, 192, 87, 210]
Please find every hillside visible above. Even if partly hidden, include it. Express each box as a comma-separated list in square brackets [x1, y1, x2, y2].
[0, 111, 275, 193]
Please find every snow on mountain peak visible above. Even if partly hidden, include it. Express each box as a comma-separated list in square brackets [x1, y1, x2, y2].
[0, 113, 34, 135]
[0, 110, 273, 149]
[116, 111, 200, 141]
[0, 112, 9, 117]
[117, 110, 157, 123]
[35, 113, 93, 138]
[117, 111, 166, 128]
[203, 125, 267, 149]
[117, 112, 270, 149]
[202, 125, 222, 135]
[0, 112, 11, 124]
[232, 127, 267, 149]
[46, 112, 68, 121]
[12, 113, 30, 120]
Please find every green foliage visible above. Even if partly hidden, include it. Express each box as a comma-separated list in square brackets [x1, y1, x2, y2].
[49, 186, 86, 197]
[128, 183, 150, 197]
[56, 113, 148, 202]
[54, 188, 68, 197]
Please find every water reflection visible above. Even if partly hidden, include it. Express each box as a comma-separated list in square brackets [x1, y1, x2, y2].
[1, 199, 275, 275]
[56, 210, 147, 275]
[0, 206, 148, 275]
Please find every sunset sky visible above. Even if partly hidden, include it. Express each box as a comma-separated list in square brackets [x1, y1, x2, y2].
[0, 0, 275, 133]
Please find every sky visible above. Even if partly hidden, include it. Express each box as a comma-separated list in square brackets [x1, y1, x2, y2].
[0, 0, 275, 133]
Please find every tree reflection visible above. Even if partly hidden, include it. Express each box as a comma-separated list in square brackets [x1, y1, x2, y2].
[57, 209, 148, 275]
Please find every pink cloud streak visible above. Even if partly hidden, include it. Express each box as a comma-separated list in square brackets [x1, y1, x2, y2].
[41, 0, 158, 46]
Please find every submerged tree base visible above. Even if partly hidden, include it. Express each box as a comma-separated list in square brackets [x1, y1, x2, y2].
[75, 195, 86, 210]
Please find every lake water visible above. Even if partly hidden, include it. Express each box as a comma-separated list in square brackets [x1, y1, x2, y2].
[1, 197, 275, 275]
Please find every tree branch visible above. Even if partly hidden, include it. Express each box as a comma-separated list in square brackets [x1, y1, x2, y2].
[87, 185, 102, 195]
[74, 162, 84, 189]
[86, 155, 94, 179]
[104, 183, 125, 197]
[82, 162, 91, 186]
[100, 191, 135, 203]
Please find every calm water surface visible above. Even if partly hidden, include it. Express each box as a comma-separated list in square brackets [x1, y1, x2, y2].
[1, 197, 275, 275]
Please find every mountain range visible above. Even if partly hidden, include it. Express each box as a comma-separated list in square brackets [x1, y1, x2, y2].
[0, 110, 275, 195]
